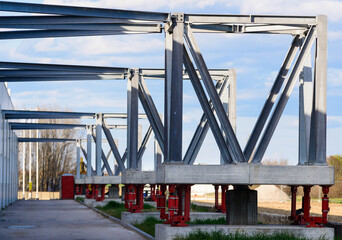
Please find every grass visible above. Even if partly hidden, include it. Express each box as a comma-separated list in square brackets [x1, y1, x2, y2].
[190, 203, 214, 212]
[174, 230, 309, 240]
[133, 216, 164, 237]
[75, 197, 84, 203]
[95, 201, 157, 219]
[188, 217, 226, 225]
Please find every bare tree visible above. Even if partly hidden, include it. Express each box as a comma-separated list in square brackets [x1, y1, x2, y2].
[18, 106, 82, 192]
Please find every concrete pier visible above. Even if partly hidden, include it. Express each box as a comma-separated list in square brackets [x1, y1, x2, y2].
[0, 200, 146, 240]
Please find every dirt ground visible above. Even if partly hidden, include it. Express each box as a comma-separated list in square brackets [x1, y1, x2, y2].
[193, 199, 342, 223]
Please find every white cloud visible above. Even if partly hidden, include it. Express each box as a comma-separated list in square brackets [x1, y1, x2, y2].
[328, 68, 342, 87]
[227, 0, 342, 22]
[328, 31, 342, 41]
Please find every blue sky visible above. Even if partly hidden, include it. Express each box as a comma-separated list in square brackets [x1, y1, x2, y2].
[3, 0, 342, 170]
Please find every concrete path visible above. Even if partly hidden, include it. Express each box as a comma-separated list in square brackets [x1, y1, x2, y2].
[0, 200, 146, 240]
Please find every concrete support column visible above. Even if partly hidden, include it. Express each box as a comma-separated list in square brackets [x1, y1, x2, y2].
[226, 188, 257, 225]
[108, 185, 120, 199]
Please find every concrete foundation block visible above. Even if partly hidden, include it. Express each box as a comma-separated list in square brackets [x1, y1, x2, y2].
[121, 170, 156, 184]
[122, 211, 225, 225]
[108, 185, 120, 199]
[84, 198, 95, 206]
[155, 224, 334, 240]
[227, 189, 257, 225]
[258, 212, 292, 225]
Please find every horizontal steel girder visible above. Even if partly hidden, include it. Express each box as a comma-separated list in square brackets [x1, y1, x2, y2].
[10, 123, 86, 130]
[0, 1, 169, 22]
[18, 138, 76, 142]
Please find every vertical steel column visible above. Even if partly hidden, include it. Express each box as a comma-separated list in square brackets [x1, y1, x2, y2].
[229, 70, 237, 133]
[138, 125, 142, 170]
[127, 68, 139, 169]
[76, 139, 81, 178]
[95, 114, 102, 176]
[309, 15, 327, 164]
[35, 130, 38, 199]
[164, 13, 184, 163]
[86, 125, 92, 177]
[154, 137, 162, 171]
[22, 130, 25, 199]
[6, 122, 9, 205]
[0, 112, 3, 207]
[28, 129, 32, 199]
[299, 53, 312, 165]
[2, 119, 6, 207]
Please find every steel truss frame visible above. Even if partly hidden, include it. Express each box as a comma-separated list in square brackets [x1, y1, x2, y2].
[0, 1, 328, 227]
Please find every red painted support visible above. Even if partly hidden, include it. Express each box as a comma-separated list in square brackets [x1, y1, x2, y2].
[214, 185, 228, 213]
[221, 185, 228, 213]
[95, 184, 105, 201]
[75, 184, 82, 195]
[214, 185, 219, 211]
[124, 184, 145, 213]
[157, 185, 167, 220]
[290, 185, 331, 227]
[290, 186, 298, 220]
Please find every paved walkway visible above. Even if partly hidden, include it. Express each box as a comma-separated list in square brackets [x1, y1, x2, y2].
[0, 200, 146, 240]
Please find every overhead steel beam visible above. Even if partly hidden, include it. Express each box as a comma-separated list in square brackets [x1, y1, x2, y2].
[183, 47, 232, 164]
[185, 14, 316, 25]
[252, 26, 316, 163]
[0, 29, 161, 40]
[0, 23, 162, 31]
[0, 1, 169, 22]
[243, 35, 301, 162]
[18, 138, 76, 142]
[0, 16, 156, 24]
[0, 75, 125, 82]
[0, 61, 127, 73]
[10, 123, 86, 130]
[185, 26, 245, 163]
[3, 109, 95, 119]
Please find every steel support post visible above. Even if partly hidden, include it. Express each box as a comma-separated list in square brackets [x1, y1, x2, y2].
[244, 36, 301, 161]
[127, 68, 139, 169]
[28, 128, 31, 199]
[298, 53, 313, 164]
[138, 125, 142, 171]
[2, 119, 6, 206]
[183, 47, 232, 163]
[0, 113, 3, 208]
[154, 137, 162, 171]
[309, 16, 328, 164]
[35, 131, 38, 199]
[185, 27, 245, 163]
[86, 125, 92, 177]
[76, 139, 81, 178]
[164, 13, 184, 163]
[252, 27, 316, 163]
[22, 130, 25, 199]
[95, 114, 102, 175]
